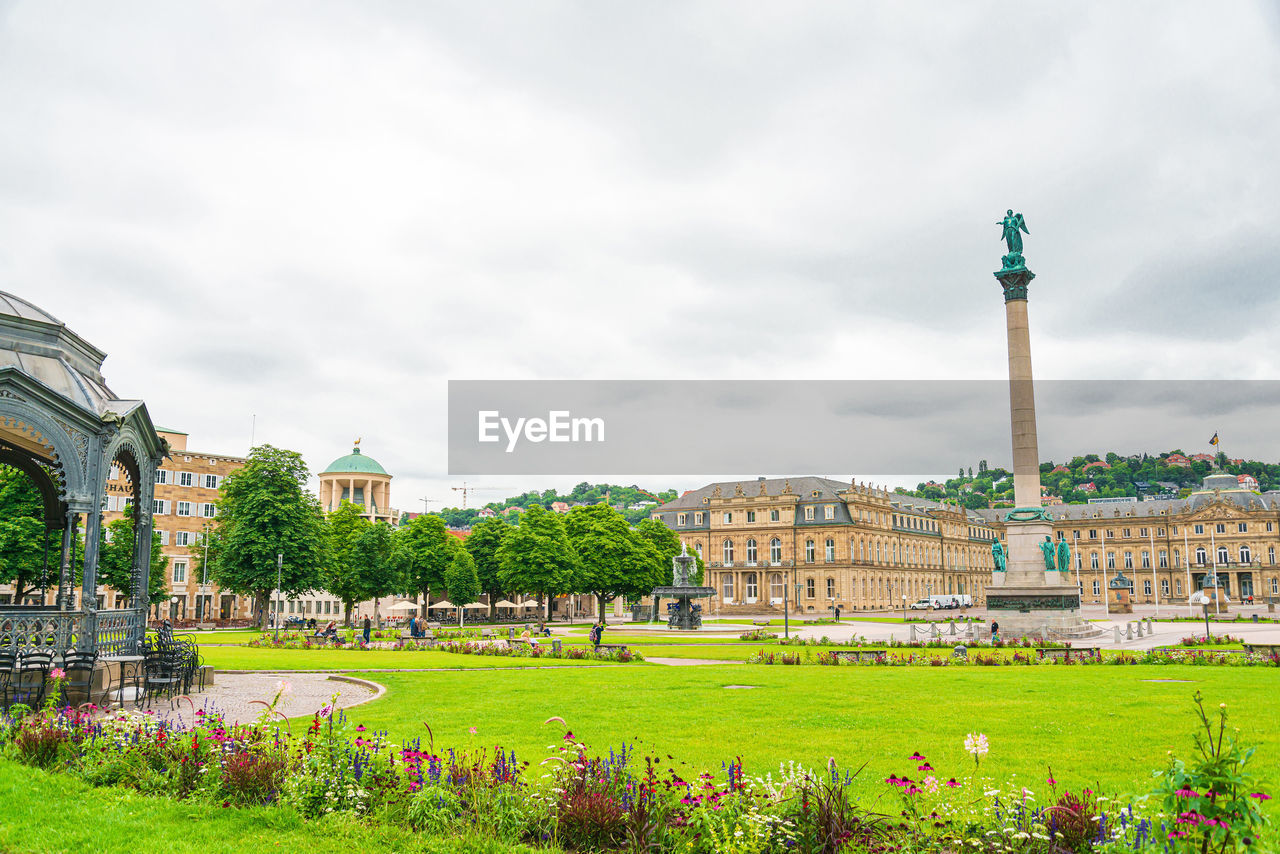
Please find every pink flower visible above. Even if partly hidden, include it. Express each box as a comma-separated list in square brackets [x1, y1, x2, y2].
[945, 778, 960, 788]
[1174, 787, 1199, 798]
[50, 667, 65, 679]
[918, 762, 933, 772]
[355, 725, 366, 732]
[468, 726, 477, 735]
[1249, 792, 1272, 801]
[908, 751, 926, 761]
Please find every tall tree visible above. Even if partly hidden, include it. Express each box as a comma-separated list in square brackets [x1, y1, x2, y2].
[496, 503, 577, 628]
[565, 504, 656, 616]
[465, 516, 509, 617]
[400, 513, 457, 616]
[208, 445, 326, 630]
[322, 501, 373, 625]
[98, 513, 169, 605]
[0, 466, 48, 602]
[444, 548, 481, 627]
[352, 521, 406, 613]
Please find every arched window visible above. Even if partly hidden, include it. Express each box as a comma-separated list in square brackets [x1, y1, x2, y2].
[876, 541, 882, 563]
[1239, 545, 1251, 564]
[1217, 546, 1229, 565]
[1195, 546, 1206, 565]
[825, 538, 835, 562]
[723, 539, 734, 564]
[744, 573, 758, 601]
[722, 573, 733, 600]
[769, 572, 784, 601]
[745, 538, 758, 564]
[805, 540, 815, 563]
[770, 538, 782, 564]
[826, 577, 835, 599]
[694, 543, 703, 560]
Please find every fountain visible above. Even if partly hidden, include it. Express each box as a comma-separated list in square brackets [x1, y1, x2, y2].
[650, 544, 716, 630]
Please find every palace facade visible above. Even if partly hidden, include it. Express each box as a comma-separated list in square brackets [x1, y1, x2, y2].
[653, 472, 1280, 614]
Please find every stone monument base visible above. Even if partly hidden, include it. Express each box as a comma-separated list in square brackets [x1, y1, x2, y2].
[987, 585, 1089, 639]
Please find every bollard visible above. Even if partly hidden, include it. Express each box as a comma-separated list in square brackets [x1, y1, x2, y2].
[1114, 626, 1123, 644]
[1125, 624, 1133, 641]
[949, 620, 957, 635]
[1135, 622, 1144, 638]
[909, 624, 917, 642]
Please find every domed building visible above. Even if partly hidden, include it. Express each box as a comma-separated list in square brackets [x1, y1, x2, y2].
[319, 440, 397, 523]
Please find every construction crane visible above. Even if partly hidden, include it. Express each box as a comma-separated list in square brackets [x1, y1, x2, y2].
[450, 482, 510, 509]
[419, 497, 442, 515]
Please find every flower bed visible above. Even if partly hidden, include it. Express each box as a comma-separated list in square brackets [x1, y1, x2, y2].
[749, 648, 1280, 667]
[0, 684, 1268, 852]
[738, 629, 779, 641]
[1176, 633, 1242, 647]
[431, 639, 643, 663]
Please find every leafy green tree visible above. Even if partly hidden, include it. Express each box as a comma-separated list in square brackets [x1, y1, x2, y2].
[465, 517, 509, 617]
[400, 513, 457, 616]
[564, 504, 657, 616]
[322, 501, 373, 625]
[497, 504, 577, 627]
[0, 466, 49, 602]
[352, 521, 406, 615]
[444, 548, 481, 613]
[98, 514, 169, 605]
[636, 516, 703, 586]
[207, 445, 326, 630]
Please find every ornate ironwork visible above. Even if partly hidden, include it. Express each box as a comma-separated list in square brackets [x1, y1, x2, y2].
[0, 609, 85, 654]
[986, 594, 1081, 611]
[95, 609, 145, 655]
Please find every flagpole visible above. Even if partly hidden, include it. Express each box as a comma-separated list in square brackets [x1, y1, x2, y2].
[1183, 523, 1193, 618]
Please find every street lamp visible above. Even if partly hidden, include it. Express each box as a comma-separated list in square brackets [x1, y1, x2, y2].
[274, 553, 282, 642]
[902, 594, 907, 623]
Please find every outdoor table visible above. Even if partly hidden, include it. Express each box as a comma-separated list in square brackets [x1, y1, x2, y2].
[101, 654, 144, 708]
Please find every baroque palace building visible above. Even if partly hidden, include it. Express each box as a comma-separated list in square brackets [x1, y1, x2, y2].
[654, 472, 1280, 614]
[652, 477, 1000, 614]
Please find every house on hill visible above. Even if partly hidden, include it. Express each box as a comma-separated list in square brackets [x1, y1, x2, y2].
[1082, 460, 1110, 472]
[477, 507, 496, 518]
[550, 501, 571, 514]
[1049, 465, 1070, 475]
[1165, 454, 1191, 468]
[1239, 474, 1260, 491]
[1078, 482, 1098, 494]
[1191, 453, 1215, 463]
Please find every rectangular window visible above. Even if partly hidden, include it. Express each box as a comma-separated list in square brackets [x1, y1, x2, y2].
[677, 513, 687, 526]
[1141, 551, 1150, 569]
[1090, 553, 1099, 569]
[204, 474, 219, 490]
[1088, 529, 1097, 539]
[172, 561, 187, 583]
[1159, 550, 1168, 568]
[1161, 579, 1170, 596]
[723, 512, 732, 523]
[152, 499, 168, 516]
[804, 507, 815, 521]
[694, 512, 703, 525]
[109, 464, 120, 481]
[1175, 579, 1183, 595]
[746, 510, 756, 523]
[1194, 524, 1204, 535]
[770, 509, 780, 522]
[1215, 523, 1225, 534]
[805, 578, 815, 598]
[176, 501, 192, 516]
[1143, 579, 1152, 596]
[1107, 552, 1116, 569]
[175, 531, 191, 547]
[201, 503, 217, 518]
[1157, 527, 1165, 536]
[1270, 547, 1276, 565]
[154, 469, 169, 484]
[1123, 551, 1133, 569]
[824, 505, 835, 520]
[1122, 528, 1131, 538]
[1091, 580, 1100, 595]
[1268, 522, 1275, 532]
[1238, 522, 1247, 533]
[1139, 527, 1147, 537]
[826, 578, 835, 598]
[179, 471, 194, 487]
[158, 530, 169, 545]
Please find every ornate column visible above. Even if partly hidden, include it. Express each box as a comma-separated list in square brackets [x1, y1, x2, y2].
[57, 510, 77, 610]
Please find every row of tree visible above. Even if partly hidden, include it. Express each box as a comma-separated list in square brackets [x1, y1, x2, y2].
[199, 447, 698, 629]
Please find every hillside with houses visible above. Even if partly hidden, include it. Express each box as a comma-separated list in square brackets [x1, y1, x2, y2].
[431, 482, 680, 529]
[909, 450, 1279, 509]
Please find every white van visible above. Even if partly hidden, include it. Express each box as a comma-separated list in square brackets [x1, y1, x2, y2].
[927, 594, 972, 610]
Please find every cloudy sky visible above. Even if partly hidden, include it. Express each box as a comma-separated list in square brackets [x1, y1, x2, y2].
[2, 2, 1278, 507]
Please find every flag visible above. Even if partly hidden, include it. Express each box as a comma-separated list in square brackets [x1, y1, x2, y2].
[1209, 433, 1219, 446]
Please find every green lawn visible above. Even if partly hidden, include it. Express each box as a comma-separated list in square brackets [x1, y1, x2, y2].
[0, 760, 544, 854]
[201, 646, 632, 671]
[331, 665, 1280, 801]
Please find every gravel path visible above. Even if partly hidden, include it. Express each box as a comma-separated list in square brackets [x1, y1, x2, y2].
[138, 671, 381, 728]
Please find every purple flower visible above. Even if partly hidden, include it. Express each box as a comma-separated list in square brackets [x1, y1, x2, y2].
[1174, 787, 1198, 798]
[1249, 792, 1272, 801]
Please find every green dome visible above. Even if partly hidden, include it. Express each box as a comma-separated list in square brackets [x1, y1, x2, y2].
[322, 445, 388, 475]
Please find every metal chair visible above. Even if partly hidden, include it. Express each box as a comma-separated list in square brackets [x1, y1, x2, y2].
[142, 648, 184, 707]
[0, 650, 16, 710]
[61, 651, 99, 707]
[12, 651, 52, 708]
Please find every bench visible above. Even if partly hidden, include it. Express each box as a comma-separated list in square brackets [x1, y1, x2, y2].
[751, 619, 772, 627]
[1243, 643, 1280, 656]
[481, 628, 495, 638]
[1034, 647, 1101, 662]
[196, 623, 216, 632]
[832, 650, 886, 663]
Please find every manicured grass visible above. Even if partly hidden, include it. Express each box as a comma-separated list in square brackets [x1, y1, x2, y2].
[0, 760, 543, 854]
[201, 646, 629, 671]
[338, 665, 1280, 800]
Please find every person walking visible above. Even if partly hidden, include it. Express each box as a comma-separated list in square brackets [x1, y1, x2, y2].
[990, 620, 999, 643]
[589, 621, 604, 650]
[362, 615, 372, 645]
